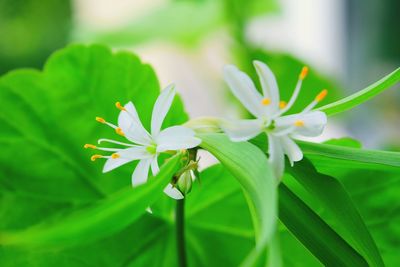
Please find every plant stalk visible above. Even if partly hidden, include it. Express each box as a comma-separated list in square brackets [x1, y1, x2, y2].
[176, 199, 187, 267]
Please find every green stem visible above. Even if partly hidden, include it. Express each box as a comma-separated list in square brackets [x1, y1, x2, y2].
[176, 199, 187, 267]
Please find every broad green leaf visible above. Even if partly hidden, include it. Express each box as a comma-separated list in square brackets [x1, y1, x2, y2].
[198, 133, 277, 266]
[279, 184, 368, 266]
[0, 215, 170, 267]
[0, 164, 256, 267]
[298, 140, 400, 168]
[288, 159, 384, 267]
[0, 153, 183, 247]
[317, 67, 400, 116]
[0, 44, 187, 204]
[0, 44, 189, 264]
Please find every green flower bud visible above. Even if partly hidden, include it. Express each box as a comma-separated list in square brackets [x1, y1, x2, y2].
[176, 171, 193, 196]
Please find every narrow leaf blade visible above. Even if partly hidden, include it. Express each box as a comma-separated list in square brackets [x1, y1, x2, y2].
[298, 140, 400, 167]
[279, 184, 368, 266]
[198, 133, 277, 266]
[317, 68, 400, 116]
[289, 159, 384, 267]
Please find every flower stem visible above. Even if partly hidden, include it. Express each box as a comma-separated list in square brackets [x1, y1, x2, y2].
[176, 199, 187, 267]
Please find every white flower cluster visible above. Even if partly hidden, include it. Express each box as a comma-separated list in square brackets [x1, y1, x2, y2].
[85, 61, 327, 198]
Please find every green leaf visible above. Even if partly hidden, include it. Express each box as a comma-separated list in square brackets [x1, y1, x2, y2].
[0, 153, 183, 247]
[323, 137, 362, 148]
[0, 164, 256, 267]
[317, 67, 400, 116]
[288, 159, 384, 267]
[279, 184, 368, 266]
[304, 159, 400, 266]
[0, 44, 190, 264]
[186, 164, 256, 266]
[198, 133, 277, 266]
[0, 43, 188, 202]
[298, 140, 400, 168]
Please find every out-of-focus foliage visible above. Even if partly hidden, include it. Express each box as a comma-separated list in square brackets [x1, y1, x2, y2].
[74, 0, 278, 47]
[0, 0, 72, 74]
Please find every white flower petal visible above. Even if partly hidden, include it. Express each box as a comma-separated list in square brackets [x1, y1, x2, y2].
[118, 102, 152, 145]
[151, 84, 176, 136]
[163, 184, 184, 200]
[151, 156, 160, 175]
[223, 65, 265, 118]
[156, 126, 201, 152]
[102, 146, 151, 173]
[268, 134, 285, 179]
[220, 119, 264, 142]
[280, 136, 303, 166]
[131, 158, 152, 187]
[274, 111, 327, 137]
[253, 60, 280, 114]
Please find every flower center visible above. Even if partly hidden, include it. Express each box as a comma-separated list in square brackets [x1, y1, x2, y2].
[146, 144, 157, 155]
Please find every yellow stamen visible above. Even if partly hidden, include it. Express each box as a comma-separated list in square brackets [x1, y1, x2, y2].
[279, 101, 287, 109]
[111, 153, 120, 159]
[294, 120, 304, 127]
[261, 98, 271, 106]
[84, 144, 96, 149]
[315, 89, 328, 102]
[96, 117, 106, 124]
[299, 66, 309, 80]
[115, 102, 126, 111]
[91, 154, 103, 161]
[115, 127, 125, 136]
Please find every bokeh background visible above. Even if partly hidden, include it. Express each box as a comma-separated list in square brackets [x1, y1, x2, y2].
[1, 0, 399, 148]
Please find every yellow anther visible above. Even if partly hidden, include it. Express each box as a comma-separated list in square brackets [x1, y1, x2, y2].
[111, 153, 120, 159]
[84, 144, 96, 149]
[261, 98, 271, 106]
[279, 101, 287, 109]
[91, 155, 103, 161]
[315, 89, 328, 102]
[115, 127, 125, 136]
[115, 102, 126, 111]
[294, 120, 304, 127]
[299, 66, 309, 80]
[96, 117, 106, 124]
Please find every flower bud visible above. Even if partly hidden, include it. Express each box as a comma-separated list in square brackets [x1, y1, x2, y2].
[176, 171, 193, 196]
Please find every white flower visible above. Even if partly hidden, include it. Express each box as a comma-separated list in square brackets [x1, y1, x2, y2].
[221, 61, 328, 178]
[85, 84, 201, 199]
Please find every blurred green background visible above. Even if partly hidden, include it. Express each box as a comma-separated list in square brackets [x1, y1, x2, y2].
[1, 0, 399, 148]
